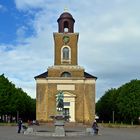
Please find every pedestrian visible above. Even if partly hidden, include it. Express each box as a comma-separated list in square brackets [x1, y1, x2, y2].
[92, 120, 99, 135]
[17, 118, 22, 133]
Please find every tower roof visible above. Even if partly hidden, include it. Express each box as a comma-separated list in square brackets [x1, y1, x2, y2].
[57, 12, 75, 22]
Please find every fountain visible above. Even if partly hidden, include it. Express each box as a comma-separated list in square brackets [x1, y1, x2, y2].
[50, 91, 69, 136]
[24, 91, 70, 137]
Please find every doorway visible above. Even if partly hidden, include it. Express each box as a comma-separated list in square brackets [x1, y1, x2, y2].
[63, 92, 76, 122]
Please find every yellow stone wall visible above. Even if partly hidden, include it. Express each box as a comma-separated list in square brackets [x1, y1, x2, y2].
[53, 33, 79, 65]
[36, 78, 96, 124]
[48, 66, 84, 77]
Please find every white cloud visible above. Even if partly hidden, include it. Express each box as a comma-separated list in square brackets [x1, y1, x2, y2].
[16, 26, 27, 42]
[1, 0, 140, 99]
[15, 0, 47, 10]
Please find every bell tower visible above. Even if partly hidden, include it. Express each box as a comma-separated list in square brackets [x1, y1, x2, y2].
[54, 12, 79, 65]
[57, 12, 75, 33]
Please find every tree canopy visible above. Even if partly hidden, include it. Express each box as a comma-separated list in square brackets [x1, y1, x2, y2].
[96, 79, 140, 124]
[0, 74, 36, 122]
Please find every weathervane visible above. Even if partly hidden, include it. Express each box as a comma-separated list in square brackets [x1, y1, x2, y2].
[64, 6, 68, 12]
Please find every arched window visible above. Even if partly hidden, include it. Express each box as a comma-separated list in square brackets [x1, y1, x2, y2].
[61, 45, 71, 64]
[64, 21, 69, 32]
[61, 72, 71, 77]
[63, 47, 69, 60]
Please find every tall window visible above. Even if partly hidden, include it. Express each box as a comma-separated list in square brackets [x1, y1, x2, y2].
[63, 47, 69, 60]
[61, 45, 71, 64]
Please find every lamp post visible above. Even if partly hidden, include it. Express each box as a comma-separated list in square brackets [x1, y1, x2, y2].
[112, 111, 115, 123]
[17, 111, 19, 122]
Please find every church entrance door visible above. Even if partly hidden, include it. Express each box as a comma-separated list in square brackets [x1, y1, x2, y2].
[63, 92, 76, 122]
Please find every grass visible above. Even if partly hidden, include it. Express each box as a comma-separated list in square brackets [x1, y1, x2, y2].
[0, 122, 17, 126]
[100, 122, 138, 128]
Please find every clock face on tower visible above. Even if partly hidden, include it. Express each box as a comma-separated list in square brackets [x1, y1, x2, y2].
[63, 36, 69, 44]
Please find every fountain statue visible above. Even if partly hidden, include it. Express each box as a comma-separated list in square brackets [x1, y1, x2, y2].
[50, 91, 67, 136]
[56, 91, 64, 111]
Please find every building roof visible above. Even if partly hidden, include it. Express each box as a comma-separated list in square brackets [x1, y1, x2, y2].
[57, 12, 75, 22]
[35, 71, 97, 79]
[34, 71, 48, 79]
[60, 12, 73, 18]
[84, 72, 97, 79]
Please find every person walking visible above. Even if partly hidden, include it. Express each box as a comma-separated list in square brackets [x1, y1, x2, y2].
[17, 118, 22, 133]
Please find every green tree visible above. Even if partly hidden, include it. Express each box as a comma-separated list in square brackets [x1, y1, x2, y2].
[96, 88, 117, 122]
[0, 74, 36, 122]
[96, 79, 140, 124]
[117, 80, 140, 124]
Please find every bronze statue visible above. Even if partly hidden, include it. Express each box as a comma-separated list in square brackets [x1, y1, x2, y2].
[56, 91, 64, 111]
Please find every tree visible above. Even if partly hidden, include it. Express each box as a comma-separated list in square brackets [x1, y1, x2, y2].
[96, 88, 117, 122]
[96, 79, 140, 124]
[0, 74, 36, 122]
[116, 80, 140, 123]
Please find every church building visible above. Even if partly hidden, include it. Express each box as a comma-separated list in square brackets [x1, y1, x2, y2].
[35, 11, 97, 124]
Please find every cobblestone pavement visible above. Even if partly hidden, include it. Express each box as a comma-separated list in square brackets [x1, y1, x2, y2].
[0, 124, 140, 140]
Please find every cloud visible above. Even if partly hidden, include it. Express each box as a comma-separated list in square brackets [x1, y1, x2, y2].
[1, 0, 140, 99]
[14, 0, 47, 10]
[0, 3, 55, 98]
[0, 42, 52, 98]
[16, 26, 27, 42]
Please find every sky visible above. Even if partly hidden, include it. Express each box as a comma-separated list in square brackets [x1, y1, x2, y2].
[0, 0, 140, 101]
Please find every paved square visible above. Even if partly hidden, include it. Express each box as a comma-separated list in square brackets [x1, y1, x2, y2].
[0, 125, 140, 140]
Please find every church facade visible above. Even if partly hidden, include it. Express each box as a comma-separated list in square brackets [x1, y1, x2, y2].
[35, 11, 97, 124]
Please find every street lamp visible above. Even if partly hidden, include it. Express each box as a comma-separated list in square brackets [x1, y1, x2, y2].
[112, 111, 115, 123]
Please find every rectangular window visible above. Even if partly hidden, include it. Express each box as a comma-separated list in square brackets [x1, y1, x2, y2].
[64, 102, 70, 106]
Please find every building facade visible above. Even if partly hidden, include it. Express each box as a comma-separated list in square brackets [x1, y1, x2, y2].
[35, 11, 97, 124]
